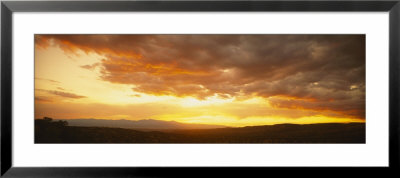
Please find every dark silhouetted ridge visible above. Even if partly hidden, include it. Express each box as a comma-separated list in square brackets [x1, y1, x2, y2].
[51, 118, 227, 130]
[35, 118, 365, 143]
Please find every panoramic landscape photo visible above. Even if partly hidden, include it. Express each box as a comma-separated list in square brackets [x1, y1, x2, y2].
[34, 34, 365, 143]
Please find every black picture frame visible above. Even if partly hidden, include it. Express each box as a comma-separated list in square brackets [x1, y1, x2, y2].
[1, 0, 399, 177]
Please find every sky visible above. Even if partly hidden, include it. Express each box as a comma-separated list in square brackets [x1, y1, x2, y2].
[34, 34, 365, 127]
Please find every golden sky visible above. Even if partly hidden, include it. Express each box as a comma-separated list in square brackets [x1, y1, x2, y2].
[34, 35, 365, 127]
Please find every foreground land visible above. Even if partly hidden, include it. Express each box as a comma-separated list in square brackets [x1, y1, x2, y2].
[35, 119, 365, 143]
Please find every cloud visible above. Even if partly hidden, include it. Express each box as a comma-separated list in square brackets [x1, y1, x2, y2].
[81, 63, 101, 70]
[36, 89, 87, 99]
[35, 96, 53, 103]
[48, 90, 87, 99]
[35, 34, 365, 119]
[35, 77, 61, 84]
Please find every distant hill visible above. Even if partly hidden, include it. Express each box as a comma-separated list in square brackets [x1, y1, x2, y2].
[52, 118, 227, 130]
[35, 119, 365, 143]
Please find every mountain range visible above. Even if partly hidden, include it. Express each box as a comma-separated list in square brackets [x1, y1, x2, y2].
[53, 118, 227, 130]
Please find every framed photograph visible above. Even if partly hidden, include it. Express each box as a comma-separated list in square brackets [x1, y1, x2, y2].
[1, 0, 399, 177]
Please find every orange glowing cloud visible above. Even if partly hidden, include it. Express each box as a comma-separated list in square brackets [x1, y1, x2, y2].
[35, 34, 365, 120]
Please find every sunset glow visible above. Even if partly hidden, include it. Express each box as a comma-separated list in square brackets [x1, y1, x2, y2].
[35, 35, 365, 127]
